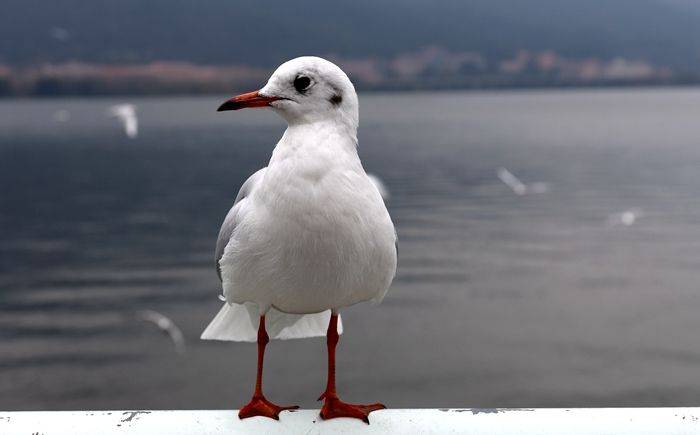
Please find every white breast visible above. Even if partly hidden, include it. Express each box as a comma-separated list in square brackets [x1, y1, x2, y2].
[219, 124, 397, 314]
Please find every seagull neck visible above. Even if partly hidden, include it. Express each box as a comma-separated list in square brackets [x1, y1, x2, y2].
[269, 121, 360, 171]
[282, 120, 358, 151]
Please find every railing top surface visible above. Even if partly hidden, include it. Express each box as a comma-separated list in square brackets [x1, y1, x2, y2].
[2, 408, 700, 434]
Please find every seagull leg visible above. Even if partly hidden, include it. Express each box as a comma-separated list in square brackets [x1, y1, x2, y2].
[238, 315, 299, 420]
[318, 313, 386, 423]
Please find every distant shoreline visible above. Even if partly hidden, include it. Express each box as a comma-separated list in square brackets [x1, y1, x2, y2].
[2, 53, 697, 98]
[2, 79, 700, 99]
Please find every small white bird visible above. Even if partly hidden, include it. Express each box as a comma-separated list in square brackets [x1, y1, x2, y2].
[137, 310, 186, 354]
[607, 208, 643, 227]
[202, 57, 397, 423]
[497, 167, 549, 195]
[108, 104, 138, 139]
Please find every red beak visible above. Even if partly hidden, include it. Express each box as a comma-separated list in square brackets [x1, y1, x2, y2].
[217, 91, 280, 112]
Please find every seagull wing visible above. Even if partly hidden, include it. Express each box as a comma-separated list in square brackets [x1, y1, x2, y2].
[215, 167, 267, 281]
[205, 166, 343, 342]
[137, 310, 186, 354]
[497, 167, 527, 195]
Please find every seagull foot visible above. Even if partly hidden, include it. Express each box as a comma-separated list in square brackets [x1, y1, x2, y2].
[238, 396, 299, 420]
[319, 396, 386, 423]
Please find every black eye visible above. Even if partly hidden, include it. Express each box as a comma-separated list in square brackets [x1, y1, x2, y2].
[293, 76, 311, 93]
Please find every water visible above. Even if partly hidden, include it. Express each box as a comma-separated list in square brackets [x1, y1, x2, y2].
[2, 88, 700, 411]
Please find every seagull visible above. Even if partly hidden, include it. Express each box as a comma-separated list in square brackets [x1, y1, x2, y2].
[607, 208, 643, 227]
[496, 167, 549, 195]
[201, 57, 397, 422]
[108, 104, 138, 139]
[137, 310, 186, 354]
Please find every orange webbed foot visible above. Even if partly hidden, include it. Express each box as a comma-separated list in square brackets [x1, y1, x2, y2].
[238, 396, 299, 420]
[319, 396, 386, 423]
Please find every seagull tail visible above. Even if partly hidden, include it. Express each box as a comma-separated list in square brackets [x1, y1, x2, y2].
[200, 302, 342, 342]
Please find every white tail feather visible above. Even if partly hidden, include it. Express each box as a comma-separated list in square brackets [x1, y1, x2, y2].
[200, 302, 342, 342]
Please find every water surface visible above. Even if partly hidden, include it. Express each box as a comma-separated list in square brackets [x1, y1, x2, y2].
[2, 88, 700, 410]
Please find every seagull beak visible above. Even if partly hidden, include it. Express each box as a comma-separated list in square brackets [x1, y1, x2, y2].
[217, 91, 280, 112]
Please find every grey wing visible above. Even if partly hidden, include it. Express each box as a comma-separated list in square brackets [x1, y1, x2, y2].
[215, 168, 267, 281]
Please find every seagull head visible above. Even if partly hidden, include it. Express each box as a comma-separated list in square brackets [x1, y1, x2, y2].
[218, 56, 358, 128]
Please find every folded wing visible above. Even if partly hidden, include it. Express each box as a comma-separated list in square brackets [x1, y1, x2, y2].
[204, 167, 341, 341]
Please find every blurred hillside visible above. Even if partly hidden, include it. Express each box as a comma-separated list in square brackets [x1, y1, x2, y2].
[2, 0, 700, 94]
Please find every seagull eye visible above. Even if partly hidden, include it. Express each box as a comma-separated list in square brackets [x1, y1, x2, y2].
[293, 76, 312, 93]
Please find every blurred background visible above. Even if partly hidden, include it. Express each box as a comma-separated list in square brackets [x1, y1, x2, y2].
[3, 0, 700, 411]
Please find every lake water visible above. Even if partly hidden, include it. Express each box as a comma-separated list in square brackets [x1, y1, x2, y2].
[2, 88, 700, 410]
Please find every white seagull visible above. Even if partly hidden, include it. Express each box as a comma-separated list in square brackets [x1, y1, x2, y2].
[137, 309, 186, 354]
[108, 104, 138, 139]
[201, 57, 397, 423]
[496, 167, 549, 195]
[607, 208, 643, 227]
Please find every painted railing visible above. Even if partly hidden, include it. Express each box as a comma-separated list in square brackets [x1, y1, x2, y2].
[2, 408, 699, 434]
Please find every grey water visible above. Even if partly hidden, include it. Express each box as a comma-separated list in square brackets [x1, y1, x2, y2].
[2, 88, 700, 411]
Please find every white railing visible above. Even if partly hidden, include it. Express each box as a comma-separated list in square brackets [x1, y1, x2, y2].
[2, 408, 700, 434]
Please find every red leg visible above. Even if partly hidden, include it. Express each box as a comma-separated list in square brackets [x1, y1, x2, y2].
[238, 315, 299, 420]
[318, 313, 386, 423]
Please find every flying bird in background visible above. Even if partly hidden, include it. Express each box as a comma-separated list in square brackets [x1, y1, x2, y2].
[137, 310, 186, 354]
[108, 104, 138, 139]
[202, 57, 397, 423]
[607, 208, 643, 227]
[497, 167, 549, 195]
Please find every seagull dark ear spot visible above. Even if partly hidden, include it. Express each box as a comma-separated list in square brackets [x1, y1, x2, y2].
[330, 93, 343, 106]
